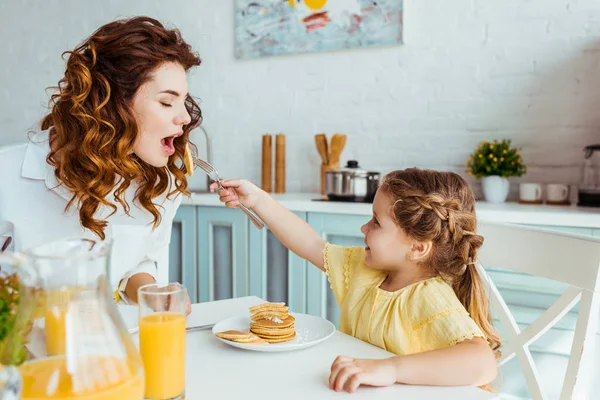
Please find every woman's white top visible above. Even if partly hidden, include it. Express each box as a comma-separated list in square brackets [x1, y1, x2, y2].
[0, 129, 182, 303]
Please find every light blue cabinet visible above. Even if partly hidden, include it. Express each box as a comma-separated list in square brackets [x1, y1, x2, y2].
[168, 206, 198, 302]
[196, 206, 249, 302]
[248, 212, 307, 313]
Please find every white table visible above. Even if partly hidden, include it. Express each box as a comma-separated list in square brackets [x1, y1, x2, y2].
[178, 296, 497, 399]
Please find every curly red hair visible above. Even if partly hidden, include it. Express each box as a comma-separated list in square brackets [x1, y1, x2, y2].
[40, 16, 202, 239]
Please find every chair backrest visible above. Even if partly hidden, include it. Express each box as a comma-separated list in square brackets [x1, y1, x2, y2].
[476, 222, 600, 400]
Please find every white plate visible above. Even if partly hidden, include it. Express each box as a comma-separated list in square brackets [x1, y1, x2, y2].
[212, 313, 335, 352]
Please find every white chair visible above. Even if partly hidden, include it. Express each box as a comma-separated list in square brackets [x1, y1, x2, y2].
[477, 222, 600, 400]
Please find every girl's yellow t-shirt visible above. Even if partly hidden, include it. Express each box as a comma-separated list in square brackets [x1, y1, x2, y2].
[324, 243, 486, 355]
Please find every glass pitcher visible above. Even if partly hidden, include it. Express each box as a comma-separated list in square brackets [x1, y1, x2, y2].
[0, 238, 144, 399]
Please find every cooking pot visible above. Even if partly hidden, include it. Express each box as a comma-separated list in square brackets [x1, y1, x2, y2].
[325, 160, 380, 203]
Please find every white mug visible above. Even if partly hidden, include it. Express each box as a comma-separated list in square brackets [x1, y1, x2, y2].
[546, 183, 569, 203]
[519, 183, 543, 202]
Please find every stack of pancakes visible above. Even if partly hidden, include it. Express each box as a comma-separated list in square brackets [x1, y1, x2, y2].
[249, 302, 296, 343]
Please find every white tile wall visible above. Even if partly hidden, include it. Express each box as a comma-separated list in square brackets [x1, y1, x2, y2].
[1, 0, 600, 198]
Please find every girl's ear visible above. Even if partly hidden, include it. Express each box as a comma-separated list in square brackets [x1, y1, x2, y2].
[410, 241, 432, 262]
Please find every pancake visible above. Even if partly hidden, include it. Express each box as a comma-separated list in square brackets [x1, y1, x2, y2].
[184, 144, 194, 176]
[215, 330, 255, 341]
[260, 332, 296, 343]
[249, 302, 288, 314]
[250, 310, 289, 321]
[250, 315, 295, 330]
[215, 330, 269, 345]
[250, 326, 296, 337]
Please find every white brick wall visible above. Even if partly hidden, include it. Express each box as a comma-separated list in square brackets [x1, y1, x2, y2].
[1, 0, 599, 198]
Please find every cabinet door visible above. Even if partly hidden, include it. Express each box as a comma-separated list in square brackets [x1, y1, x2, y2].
[197, 207, 248, 302]
[306, 213, 367, 326]
[249, 212, 307, 313]
[169, 206, 198, 302]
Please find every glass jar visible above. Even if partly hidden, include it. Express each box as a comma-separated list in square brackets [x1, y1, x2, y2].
[0, 238, 144, 399]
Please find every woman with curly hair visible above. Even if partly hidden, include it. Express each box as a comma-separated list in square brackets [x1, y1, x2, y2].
[0, 16, 201, 310]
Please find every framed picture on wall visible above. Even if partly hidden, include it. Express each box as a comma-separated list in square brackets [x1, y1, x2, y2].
[234, 0, 404, 59]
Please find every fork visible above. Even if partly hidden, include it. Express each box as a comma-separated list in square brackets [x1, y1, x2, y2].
[187, 145, 265, 229]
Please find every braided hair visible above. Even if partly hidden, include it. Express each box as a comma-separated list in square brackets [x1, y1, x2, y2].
[380, 168, 501, 359]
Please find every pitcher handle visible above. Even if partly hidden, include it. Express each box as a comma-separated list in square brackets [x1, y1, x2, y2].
[0, 365, 21, 400]
[0, 221, 13, 253]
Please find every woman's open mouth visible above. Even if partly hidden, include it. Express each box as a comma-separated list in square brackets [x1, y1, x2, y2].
[161, 133, 182, 156]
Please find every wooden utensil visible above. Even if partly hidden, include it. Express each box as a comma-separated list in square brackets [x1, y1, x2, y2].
[261, 134, 272, 192]
[315, 134, 329, 165]
[275, 134, 286, 193]
[315, 134, 329, 195]
[329, 134, 346, 170]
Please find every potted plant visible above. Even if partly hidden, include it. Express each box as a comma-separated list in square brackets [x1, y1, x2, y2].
[465, 139, 527, 203]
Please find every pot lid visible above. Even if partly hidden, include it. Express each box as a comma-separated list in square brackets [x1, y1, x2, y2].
[326, 160, 379, 176]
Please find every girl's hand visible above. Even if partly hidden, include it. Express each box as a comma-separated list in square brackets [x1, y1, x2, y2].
[209, 179, 263, 209]
[329, 356, 397, 393]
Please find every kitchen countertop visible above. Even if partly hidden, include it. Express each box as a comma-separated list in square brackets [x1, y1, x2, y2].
[183, 192, 600, 229]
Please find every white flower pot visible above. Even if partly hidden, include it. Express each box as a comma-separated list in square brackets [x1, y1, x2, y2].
[481, 176, 510, 204]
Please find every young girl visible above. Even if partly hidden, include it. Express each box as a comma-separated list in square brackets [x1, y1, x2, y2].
[213, 168, 499, 393]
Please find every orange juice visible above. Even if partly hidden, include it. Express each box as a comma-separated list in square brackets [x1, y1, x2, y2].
[139, 312, 186, 399]
[19, 356, 144, 399]
[45, 304, 67, 356]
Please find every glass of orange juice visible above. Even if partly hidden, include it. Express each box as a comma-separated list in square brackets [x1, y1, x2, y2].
[138, 283, 187, 400]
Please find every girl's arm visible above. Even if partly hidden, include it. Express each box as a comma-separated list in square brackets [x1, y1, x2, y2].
[391, 338, 497, 386]
[213, 179, 326, 270]
[330, 338, 497, 392]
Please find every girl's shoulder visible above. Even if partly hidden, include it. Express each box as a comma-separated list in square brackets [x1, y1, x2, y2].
[403, 277, 468, 328]
[324, 243, 384, 300]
